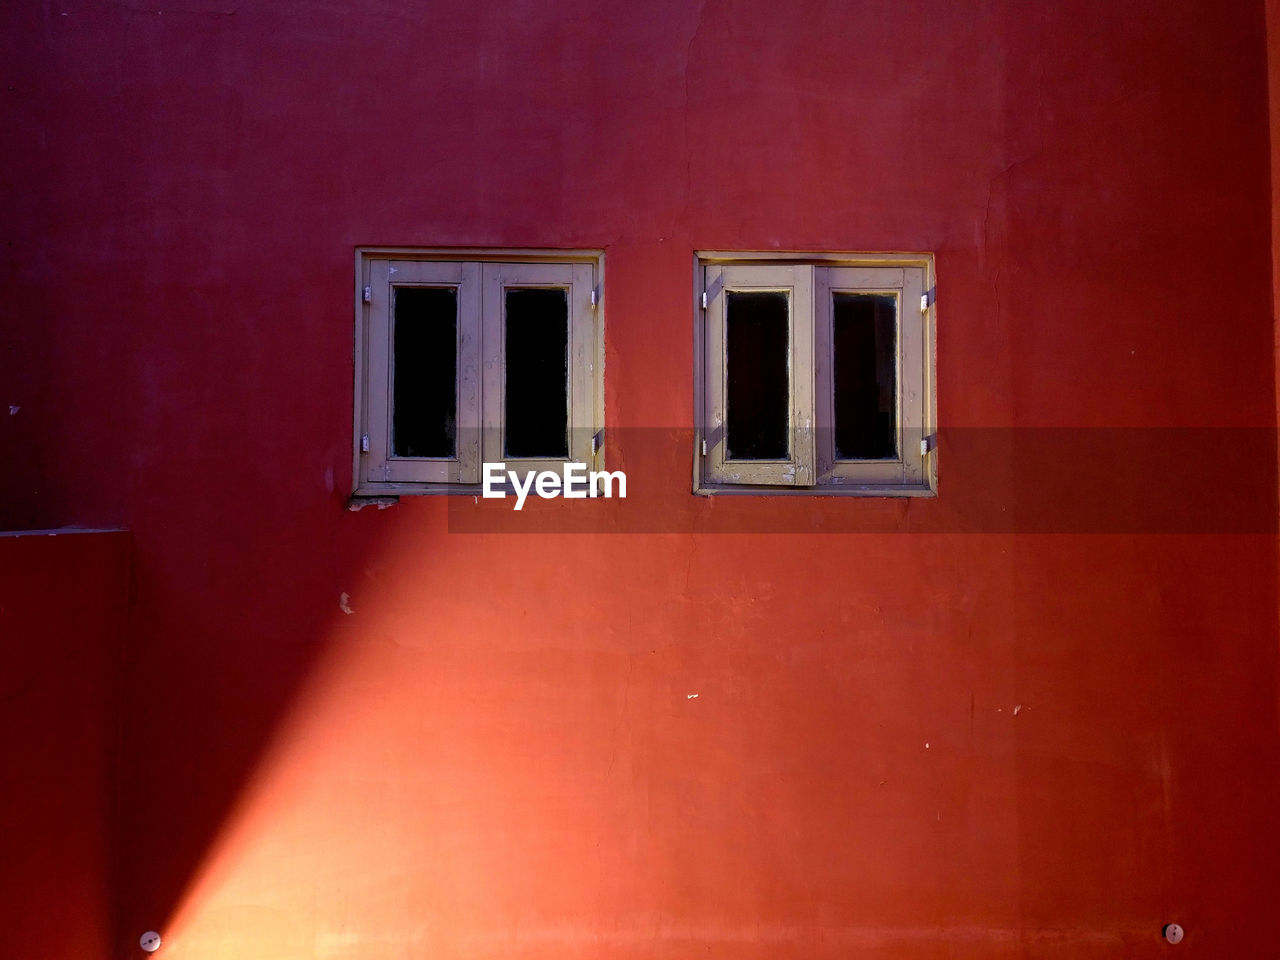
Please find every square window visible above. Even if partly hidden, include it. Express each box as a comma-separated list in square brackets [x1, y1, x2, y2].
[695, 253, 936, 496]
[354, 249, 604, 495]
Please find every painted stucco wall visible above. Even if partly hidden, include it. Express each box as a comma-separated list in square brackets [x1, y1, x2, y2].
[2, 1, 1278, 957]
[1, 531, 130, 960]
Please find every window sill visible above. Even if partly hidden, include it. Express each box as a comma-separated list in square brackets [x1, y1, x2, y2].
[693, 482, 936, 498]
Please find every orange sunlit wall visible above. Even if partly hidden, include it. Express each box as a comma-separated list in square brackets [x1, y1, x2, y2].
[2, 1, 1279, 958]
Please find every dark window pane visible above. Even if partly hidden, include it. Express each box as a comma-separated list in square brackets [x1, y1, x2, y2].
[505, 288, 568, 458]
[393, 286, 457, 458]
[726, 290, 789, 460]
[833, 293, 897, 459]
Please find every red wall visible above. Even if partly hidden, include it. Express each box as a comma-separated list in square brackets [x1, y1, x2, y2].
[0, 531, 130, 960]
[2, 1, 1278, 957]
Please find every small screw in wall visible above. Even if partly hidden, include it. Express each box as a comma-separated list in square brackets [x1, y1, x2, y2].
[1163, 923, 1184, 944]
[140, 931, 162, 953]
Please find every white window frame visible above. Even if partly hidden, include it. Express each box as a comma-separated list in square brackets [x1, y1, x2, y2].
[354, 248, 604, 497]
[694, 251, 936, 497]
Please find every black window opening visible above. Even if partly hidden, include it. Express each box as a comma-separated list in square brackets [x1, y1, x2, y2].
[832, 292, 897, 460]
[504, 287, 569, 459]
[392, 286, 458, 458]
[725, 290, 791, 461]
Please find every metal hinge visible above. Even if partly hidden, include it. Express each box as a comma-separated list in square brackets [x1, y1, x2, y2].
[361, 434, 370, 453]
[591, 429, 603, 455]
[590, 287, 598, 309]
[920, 286, 935, 313]
[362, 285, 371, 303]
[701, 291, 708, 310]
[701, 438, 708, 456]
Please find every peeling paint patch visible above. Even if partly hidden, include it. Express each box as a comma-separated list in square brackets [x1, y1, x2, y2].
[339, 592, 354, 615]
[686, 693, 699, 699]
[8, 405, 18, 415]
[1012, 704, 1022, 716]
[346, 496, 399, 511]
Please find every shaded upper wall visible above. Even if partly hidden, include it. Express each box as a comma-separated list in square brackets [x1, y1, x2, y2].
[0, 0, 1274, 531]
[1271, 0, 1280, 425]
